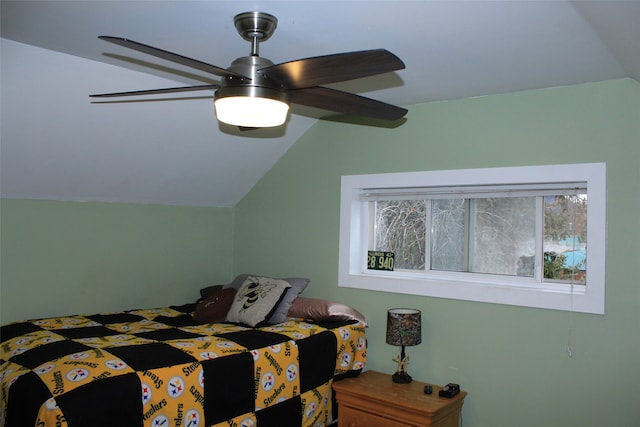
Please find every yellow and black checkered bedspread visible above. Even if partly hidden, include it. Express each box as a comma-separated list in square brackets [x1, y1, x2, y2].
[0, 304, 367, 427]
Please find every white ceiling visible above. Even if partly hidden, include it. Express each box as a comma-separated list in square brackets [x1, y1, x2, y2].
[1, 1, 639, 207]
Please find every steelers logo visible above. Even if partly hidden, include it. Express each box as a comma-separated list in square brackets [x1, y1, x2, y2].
[198, 370, 205, 388]
[240, 418, 255, 427]
[61, 319, 81, 327]
[105, 359, 128, 370]
[167, 376, 185, 398]
[35, 363, 56, 375]
[250, 350, 260, 361]
[356, 337, 366, 350]
[10, 347, 28, 357]
[285, 364, 298, 382]
[339, 328, 350, 340]
[305, 401, 318, 419]
[353, 361, 365, 370]
[175, 342, 196, 348]
[199, 351, 218, 360]
[69, 352, 90, 360]
[151, 415, 169, 426]
[268, 344, 281, 353]
[44, 397, 59, 411]
[261, 372, 276, 391]
[340, 352, 352, 368]
[141, 383, 152, 404]
[185, 409, 200, 426]
[216, 341, 234, 348]
[66, 368, 89, 382]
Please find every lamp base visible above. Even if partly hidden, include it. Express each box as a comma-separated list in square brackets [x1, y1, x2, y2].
[392, 371, 413, 384]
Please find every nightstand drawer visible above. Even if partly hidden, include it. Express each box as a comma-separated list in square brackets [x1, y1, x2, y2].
[340, 406, 408, 427]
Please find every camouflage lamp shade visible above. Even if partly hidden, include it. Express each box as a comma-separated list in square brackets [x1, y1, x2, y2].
[386, 308, 421, 383]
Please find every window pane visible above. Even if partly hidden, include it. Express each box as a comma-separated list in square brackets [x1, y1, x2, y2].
[470, 197, 536, 276]
[543, 194, 587, 284]
[431, 199, 468, 272]
[373, 200, 426, 270]
[372, 194, 588, 282]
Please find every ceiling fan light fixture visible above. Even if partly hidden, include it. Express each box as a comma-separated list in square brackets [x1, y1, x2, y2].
[214, 86, 289, 128]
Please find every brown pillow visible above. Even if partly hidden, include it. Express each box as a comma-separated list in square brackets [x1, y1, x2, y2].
[287, 297, 368, 326]
[199, 284, 224, 299]
[193, 288, 236, 324]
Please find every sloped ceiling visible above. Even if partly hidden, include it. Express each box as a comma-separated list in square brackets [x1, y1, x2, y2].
[1, 1, 639, 207]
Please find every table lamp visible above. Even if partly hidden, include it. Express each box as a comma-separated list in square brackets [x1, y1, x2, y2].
[386, 308, 422, 384]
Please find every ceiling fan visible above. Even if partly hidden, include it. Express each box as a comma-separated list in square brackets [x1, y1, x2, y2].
[90, 11, 408, 128]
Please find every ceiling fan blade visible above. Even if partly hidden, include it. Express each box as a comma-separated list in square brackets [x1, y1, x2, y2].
[99, 36, 247, 79]
[90, 84, 219, 98]
[289, 87, 407, 121]
[260, 49, 405, 89]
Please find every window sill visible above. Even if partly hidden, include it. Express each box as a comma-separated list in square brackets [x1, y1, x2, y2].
[340, 272, 600, 313]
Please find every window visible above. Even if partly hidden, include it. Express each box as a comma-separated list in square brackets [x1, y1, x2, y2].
[338, 163, 606, 314]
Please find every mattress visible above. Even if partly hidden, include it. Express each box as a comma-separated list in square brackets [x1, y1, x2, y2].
[0, 303, 367, 427]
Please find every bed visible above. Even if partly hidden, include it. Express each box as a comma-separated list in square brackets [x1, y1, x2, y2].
[0, 275, 367, 427]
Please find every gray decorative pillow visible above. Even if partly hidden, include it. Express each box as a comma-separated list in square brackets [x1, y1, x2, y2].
[225, 276, 291, 327]
[266, 277, 309, 324]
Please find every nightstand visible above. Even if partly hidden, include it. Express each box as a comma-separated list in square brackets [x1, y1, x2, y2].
[332, 370, 467, 427]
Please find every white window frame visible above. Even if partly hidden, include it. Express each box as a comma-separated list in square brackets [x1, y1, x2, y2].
[338, 163, 606, 314]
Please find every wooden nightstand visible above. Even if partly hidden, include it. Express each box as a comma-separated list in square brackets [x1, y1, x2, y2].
[332, 370, 467, 427]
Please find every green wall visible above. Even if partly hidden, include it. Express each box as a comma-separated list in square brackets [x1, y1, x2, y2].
[1, 79, 637, 426]
[0, 199, 234, 323]
[233, 79, 640, 426]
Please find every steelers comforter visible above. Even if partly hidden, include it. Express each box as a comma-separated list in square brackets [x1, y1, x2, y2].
[0, 304, 367, 427]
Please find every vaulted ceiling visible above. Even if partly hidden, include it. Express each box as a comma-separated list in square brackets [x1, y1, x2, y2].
[2, 1, 639, 207]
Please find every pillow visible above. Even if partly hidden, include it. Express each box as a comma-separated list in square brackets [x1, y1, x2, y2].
[223, 274, 310, 325]
[287, 297, 368, 326]
[199, 284, 224, 299]
[266, 277, 310, 324]
[225, 276, 291, 327]
[193, 288, 236, 324]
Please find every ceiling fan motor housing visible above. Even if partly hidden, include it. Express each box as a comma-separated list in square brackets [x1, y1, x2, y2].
[215, 55, 289, 104]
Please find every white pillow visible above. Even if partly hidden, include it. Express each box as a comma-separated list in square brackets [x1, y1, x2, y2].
[225, 276, 291, 327]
